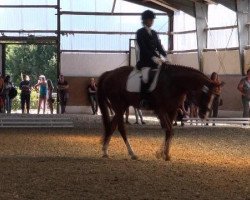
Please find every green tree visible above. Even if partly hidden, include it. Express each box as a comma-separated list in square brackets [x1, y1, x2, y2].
[5, 44, 57, 86]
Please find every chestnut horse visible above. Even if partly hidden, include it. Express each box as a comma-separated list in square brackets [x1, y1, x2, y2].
[97, 64, 218, 161]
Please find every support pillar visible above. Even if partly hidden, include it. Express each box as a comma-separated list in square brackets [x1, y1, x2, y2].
[168, 13, 174, 51]
[57, 0, 61, 114]
[236, 0, 249, 75]
[195, 2, 208, 73]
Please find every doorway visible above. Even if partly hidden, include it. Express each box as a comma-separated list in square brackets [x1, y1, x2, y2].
[3, 44, 58, 114]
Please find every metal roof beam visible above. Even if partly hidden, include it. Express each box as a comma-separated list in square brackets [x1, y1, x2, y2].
[217, 0, 236, 11]
[123, 0, 174, 15]
[162, 0, 195, 16]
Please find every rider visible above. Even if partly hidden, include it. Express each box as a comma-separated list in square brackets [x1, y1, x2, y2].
[136, 10, 168, 107]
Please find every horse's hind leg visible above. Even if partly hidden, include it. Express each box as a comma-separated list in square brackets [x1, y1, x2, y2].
[117, 111, 138, 160]
[102, 115, 118, 158]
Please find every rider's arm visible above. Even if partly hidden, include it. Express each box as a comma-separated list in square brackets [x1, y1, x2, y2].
[155, 32, 167, 57]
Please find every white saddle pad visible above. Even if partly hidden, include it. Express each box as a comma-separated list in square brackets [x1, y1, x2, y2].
[126, 67, 161, 93]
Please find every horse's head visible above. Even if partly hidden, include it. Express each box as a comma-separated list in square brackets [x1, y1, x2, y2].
[197, 81, 220, 119]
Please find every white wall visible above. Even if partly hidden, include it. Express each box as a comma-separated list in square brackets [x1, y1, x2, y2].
[60, 50, 244, 77]
[61, 50, 246, 113]
[203, 50, 241, 75]
[168, 53, 199, 70]
[168, 50, 242, 74]
[61, 53, 129, 77]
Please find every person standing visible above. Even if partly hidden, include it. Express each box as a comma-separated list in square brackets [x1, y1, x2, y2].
[47, 79, 54, 114]
[88, 78, 98, 115]
[35, 75, 47, 114]
[238, 69, 250, 117]
[3, 75, 13, 114]
[57, 74, 69, 114]
[209, 72, 224, 119]
[134, 108, 146, 124]
[0, 73, 4, 113]
[20, 75, 31, 114]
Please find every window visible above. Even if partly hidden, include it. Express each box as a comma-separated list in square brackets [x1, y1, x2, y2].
[173, 11, 197, 51]
[60, 0, 169, 51]
[207, 4, 238, 48]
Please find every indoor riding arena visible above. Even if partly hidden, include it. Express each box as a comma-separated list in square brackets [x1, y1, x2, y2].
[0, 1, 249, 200]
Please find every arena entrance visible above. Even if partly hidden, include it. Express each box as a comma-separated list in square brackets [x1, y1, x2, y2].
[2, 42, 58, 114]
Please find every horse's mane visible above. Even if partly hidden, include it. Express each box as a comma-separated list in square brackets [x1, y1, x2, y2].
[162, 63, 211, 82]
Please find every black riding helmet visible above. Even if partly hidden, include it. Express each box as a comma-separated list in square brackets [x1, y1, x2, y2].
[141, 10, 156, 20]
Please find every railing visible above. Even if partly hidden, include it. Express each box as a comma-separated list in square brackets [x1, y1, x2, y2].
[0, 117, 74, 128]
[182, 118, 250, 126]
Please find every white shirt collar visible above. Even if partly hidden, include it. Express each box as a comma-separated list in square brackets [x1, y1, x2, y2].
[144, 25, 152, 35]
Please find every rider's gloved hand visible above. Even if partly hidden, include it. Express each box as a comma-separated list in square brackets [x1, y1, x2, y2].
[152, 56, 162, 65]
[163, 56, 171, 64]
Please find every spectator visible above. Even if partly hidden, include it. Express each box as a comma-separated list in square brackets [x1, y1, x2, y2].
[88, 78, 98, 115]
[134, 108, 146, 124]
[57, 74, 69, 114]
[173, 94, 189, 126]
[35, 75, 47, 114]
[238, 69, 250, 118]
[20, 75, 31, 114]
[0, 73, 4, 113]
[125, 107, 130, 124]
[187, 91, 198, 125]
[3, 75, 13, 114]
[47, 79, 54, 114]
[209, 72, 224, 120]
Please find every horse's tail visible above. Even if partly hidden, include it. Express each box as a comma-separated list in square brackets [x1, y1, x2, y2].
[97, 72, 111, 138]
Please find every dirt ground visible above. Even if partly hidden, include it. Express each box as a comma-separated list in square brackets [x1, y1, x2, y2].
[0, 127, 249, 200]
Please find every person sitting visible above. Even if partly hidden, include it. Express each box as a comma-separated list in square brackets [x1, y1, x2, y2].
[20, 75, 31, 114]
[136, 10, 169, 107]
[88, 78, 98, 115]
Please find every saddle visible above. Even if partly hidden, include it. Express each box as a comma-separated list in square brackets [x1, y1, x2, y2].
[126, 67, 161, 93]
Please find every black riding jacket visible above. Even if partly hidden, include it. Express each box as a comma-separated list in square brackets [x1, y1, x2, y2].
[136, 27, 166, 69]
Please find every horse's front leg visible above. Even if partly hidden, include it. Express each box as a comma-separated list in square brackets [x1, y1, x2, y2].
[117, 110, 138, 160]
[156, 113, 173, 161]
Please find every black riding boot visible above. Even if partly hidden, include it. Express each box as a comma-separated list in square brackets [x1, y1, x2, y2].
[139, 70, 156, 108]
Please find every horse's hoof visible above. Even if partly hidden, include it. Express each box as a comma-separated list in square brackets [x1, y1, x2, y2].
[102, 154, 109, 159]
[165, 155, 171, 161]
[131, 155, 138, 160]
[156, 151, 171, 161]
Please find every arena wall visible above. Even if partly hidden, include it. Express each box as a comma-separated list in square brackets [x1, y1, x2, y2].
[61, 53, 129, 113]
[61, 50, 247, 113]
